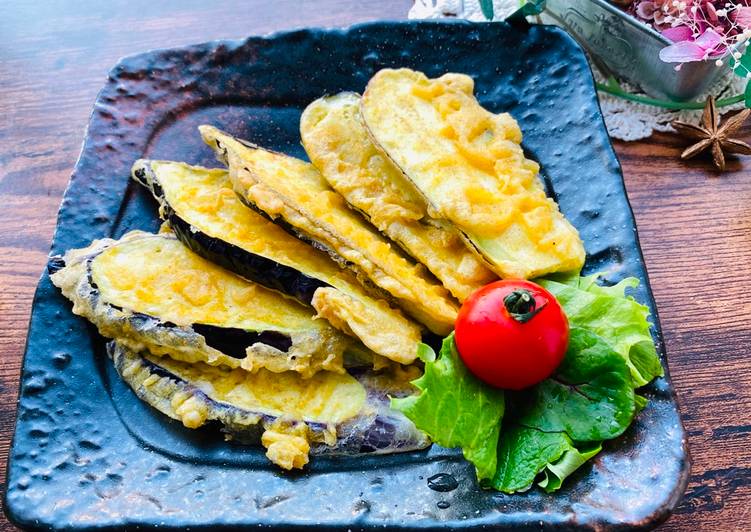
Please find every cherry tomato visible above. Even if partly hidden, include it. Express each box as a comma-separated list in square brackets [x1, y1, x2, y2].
[454, 279, 569, 390]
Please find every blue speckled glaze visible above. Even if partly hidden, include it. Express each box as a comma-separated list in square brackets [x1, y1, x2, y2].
[4, 20, 688, 530]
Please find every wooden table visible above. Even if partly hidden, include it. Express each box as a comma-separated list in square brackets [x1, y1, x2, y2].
[1, 1, 749, 529]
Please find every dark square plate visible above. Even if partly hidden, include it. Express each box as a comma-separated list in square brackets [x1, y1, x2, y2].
[4, 20, 689, 531]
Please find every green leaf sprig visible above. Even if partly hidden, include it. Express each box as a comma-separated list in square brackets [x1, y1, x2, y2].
[595, 78, 745, 110]
[479, 0, 494, 21]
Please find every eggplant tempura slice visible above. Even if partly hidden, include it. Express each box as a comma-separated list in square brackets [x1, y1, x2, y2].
[50, 231, 350, 377]
[131, 160, 423, 365]
[300, 92, 497, 302]
[199, 125, 459, 336]
[361, 68, 586, 280]
[108, 341, 430, 470]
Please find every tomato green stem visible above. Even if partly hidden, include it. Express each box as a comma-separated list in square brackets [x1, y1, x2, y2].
[503, 289, 544, 323]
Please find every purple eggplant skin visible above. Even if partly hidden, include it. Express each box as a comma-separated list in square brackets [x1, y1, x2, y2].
[331, 369, 433, 456]
[108, 341, 431, 457]
[190, 324, 291, 359]
[132, 161, 330, 305]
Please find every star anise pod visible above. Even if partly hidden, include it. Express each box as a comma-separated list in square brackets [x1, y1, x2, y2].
[672, 96, 751, 172]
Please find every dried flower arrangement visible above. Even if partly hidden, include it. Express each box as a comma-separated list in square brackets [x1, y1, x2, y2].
[476, 0, 751, 169]
[482, 2, 751, 106]
[624, 1, 751, 69]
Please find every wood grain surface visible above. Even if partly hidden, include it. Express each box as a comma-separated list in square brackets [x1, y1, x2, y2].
[0, 1, 749, 530]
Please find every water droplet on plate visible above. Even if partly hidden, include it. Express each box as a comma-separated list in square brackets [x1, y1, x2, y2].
[427, 473, 458, 492]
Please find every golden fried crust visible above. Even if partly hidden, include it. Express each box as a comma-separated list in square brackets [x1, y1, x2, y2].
[301, 92, 497, 301]
[200, 125, 459, 336]
[362, 68, 585, 279]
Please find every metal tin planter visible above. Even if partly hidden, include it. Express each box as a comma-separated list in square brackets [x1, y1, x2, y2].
[542, 0, 728, 101]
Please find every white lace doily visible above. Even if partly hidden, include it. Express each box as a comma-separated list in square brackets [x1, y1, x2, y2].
[408, 0, 747, 141]
[409, 0, 519, 21]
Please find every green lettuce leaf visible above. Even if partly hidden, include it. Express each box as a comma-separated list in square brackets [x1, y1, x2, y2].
[391, 334, 505, 481]
[491, 328, 634, 493]
[492, 426, 573, 493]
[538, 274, 664, 387]
[538, 441, 602, 493]
[513, 327, 636, 441]
[493, 426, 601, 494]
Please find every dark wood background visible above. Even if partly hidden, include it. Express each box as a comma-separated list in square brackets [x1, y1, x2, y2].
[1, 1, 749, 529]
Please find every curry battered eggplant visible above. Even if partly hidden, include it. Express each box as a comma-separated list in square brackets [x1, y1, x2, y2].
[300, 92, 498, 302]
[50, 231, 351, 377]
[131, 160, 423, 365]
[132, 161, 328, 304]
[108, 341, 431, 470]
[199, 125, 460, 336]
[361, 68, 586, 280]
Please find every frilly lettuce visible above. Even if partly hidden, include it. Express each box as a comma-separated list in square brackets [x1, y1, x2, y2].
[538, 274, 663, 387]
[493, 426, 601, 493]
[392, 275, 663, 494]
[391, 335, 504, 481]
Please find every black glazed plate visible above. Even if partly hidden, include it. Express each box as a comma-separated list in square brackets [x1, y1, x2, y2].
[5, 20, 689, 531]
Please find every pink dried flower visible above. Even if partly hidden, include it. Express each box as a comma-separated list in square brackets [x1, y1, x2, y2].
[631, 0, 683, 30]
[627, 1, 751, 66]
[659, 27, 724, 61]
[733, 6, 751, 26]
